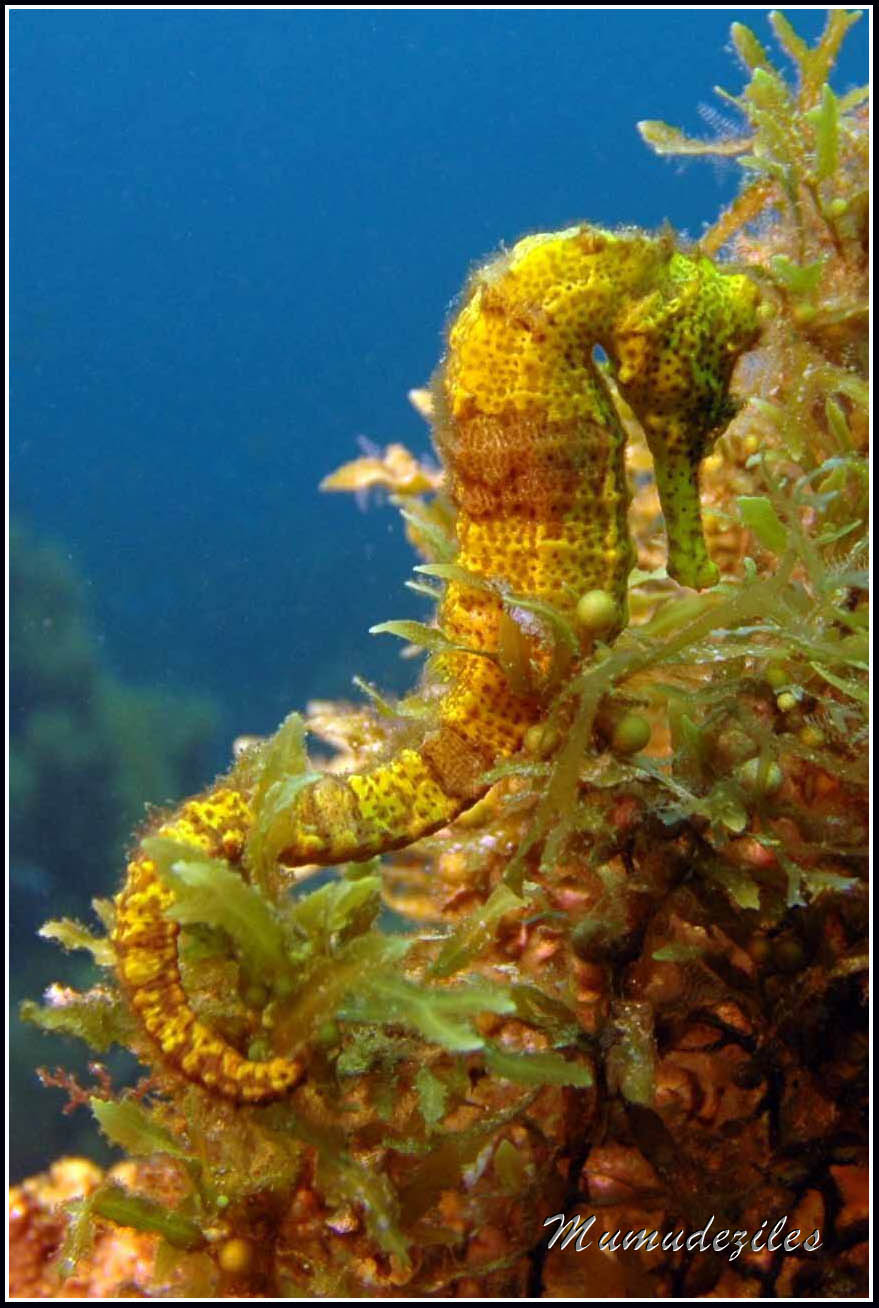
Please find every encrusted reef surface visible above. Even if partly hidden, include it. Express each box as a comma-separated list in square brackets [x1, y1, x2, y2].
[11, 12, 867, 1299]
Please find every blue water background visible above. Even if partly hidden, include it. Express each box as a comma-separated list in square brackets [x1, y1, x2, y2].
[9, 9, 868, 1177]
[12, 8, 867, 739]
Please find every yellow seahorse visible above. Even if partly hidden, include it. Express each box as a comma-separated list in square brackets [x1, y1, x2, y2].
[113, 224, 761, 1102]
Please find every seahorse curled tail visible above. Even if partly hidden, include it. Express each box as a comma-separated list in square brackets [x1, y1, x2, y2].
[113, 787, 306, 1101]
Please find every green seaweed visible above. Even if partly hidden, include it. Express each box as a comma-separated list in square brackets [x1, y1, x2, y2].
[90, 1185, 205, 1251]
[90, 1097, 193, 1163]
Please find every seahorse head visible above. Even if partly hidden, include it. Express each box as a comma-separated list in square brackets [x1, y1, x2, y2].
[601, 249, 760, 590]
[609, 251, 762, 450]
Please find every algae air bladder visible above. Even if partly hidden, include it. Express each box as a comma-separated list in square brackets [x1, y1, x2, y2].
[113, 222, 761, 1102]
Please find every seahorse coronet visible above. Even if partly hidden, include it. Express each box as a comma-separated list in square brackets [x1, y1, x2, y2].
[112, 221, 762, 1102]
